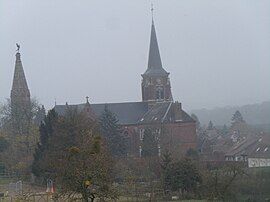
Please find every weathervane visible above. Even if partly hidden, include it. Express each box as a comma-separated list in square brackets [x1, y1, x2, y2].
[16, 43, 20, 52]
[151, 3, 154, 21]
[86, 96, 90, 103]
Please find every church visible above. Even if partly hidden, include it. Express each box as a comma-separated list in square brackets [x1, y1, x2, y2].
[54, 17, 197, 158]
[10, 16, 196, 158]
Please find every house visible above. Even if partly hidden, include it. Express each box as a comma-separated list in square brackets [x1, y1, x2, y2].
[225, 133, 270, 168]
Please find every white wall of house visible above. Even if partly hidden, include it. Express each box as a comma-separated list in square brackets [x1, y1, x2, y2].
[248, 158, 270, 168]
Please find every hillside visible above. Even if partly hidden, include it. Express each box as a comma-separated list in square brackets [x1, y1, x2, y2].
[190, 101, 270, 127]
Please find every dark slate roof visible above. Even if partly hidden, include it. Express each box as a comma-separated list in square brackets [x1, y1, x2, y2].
[226, 134, 270, 159]
[143, 20, 169, 77]
[54, 101, 194, 126]
[181, 110, 196, 123]
[54, 102, 149, 125]
[139, 102, 172, 124]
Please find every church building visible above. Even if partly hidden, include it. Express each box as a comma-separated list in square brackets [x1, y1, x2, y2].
[54, 17, 197, 158]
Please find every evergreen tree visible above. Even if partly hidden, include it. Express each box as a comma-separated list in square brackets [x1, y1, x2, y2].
[231, 110, 245, 124]
[170, 158, 202, 193]
[207, 120, 214, 130]
[32, 109, 58, 177]
[0, 136, 9, 152]
[141, 128, 158, 157]
[99, 105, 127, 157]
[161, 150, 173, 193]
[221, 124, 229, 136]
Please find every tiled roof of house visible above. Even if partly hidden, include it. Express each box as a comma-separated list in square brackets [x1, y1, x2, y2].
[225, 133, 270, 159]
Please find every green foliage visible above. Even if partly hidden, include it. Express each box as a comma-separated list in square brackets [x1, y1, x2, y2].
[0, 136, 9, 152]
[160, 150, 173, 192]
[207, 121, 214, 130]
[170, 158, 202, 193]
[99, 105, 127, 157]
[32, 108, 117, 201]
[141, 128, 158, 157]
[161, 155, 202, 195]
[221, 124, 229, 136]
[186, 148, 199, 160]
[231, 110, 245, 124]
[32, 109, 58, 177]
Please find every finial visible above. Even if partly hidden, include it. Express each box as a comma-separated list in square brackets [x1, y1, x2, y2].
[16, 43, 20, 53]
[151, 3, 154, 22]
[86, 96, 89, 103]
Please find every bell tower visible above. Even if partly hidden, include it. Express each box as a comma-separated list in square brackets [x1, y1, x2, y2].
[141, 11, 172, 102]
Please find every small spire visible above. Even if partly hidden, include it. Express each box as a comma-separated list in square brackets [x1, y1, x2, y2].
[151, 3, 154, 22]
[86, 96, 90, 104]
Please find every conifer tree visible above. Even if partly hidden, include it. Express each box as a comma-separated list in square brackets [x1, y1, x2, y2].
[32, 109, 58, 177]
[161, 150, 173, 193]
[207, 120, 214, 130]
[99, 105, 127, 157]
[231, 110, 245, 124]
[141, 128, 158, 157]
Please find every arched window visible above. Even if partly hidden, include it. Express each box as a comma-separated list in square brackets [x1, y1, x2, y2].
[155, 86, 164, 100]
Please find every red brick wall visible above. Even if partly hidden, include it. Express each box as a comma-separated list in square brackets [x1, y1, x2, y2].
[123, 121, 196, 159]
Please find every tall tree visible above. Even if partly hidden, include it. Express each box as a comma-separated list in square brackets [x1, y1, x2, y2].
[170, 158, 202, 193]
[141, 128, 158, 157]
[45, 109, 116, 202]
[160, 150, 173, 194]
[32, 109, 58, 178]
[0, 99, 41, 177]
[207, 120, 214, 130]
[231, 110, 245, 124]
[99, 106, 127, 157]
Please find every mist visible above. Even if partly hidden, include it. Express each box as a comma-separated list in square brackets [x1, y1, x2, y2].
[1, 0, 270, 110]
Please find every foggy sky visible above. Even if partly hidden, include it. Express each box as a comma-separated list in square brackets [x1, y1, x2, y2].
[1, 0, 270, 111]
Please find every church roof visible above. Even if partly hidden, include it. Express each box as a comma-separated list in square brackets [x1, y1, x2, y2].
[54, 102, 149, 125]
[54, 101, 194, 126]
[143, 20, 169, 77]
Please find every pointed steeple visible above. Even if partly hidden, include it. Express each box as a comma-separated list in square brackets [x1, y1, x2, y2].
[141, 10, 173, 102]
[143, 15, 169, 77]
[10, 48, 31, 108]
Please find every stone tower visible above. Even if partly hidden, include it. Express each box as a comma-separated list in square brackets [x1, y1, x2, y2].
[141, 18, 172, 102]
[10, 50, 31, 114]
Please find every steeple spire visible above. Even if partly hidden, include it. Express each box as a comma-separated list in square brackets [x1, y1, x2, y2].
[151, 3, 154, 22]
[10, 44, 31, 108]
[143, 8, 169, 77]
[141, 10, 173, 102]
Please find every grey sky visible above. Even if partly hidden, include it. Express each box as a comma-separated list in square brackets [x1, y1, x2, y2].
[1, 0, 269, 110]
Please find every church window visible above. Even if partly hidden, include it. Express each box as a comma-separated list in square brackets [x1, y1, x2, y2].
[140, 129, 145, 140]
[139, 146, 142, 157]
[155, 86, 164, 100]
